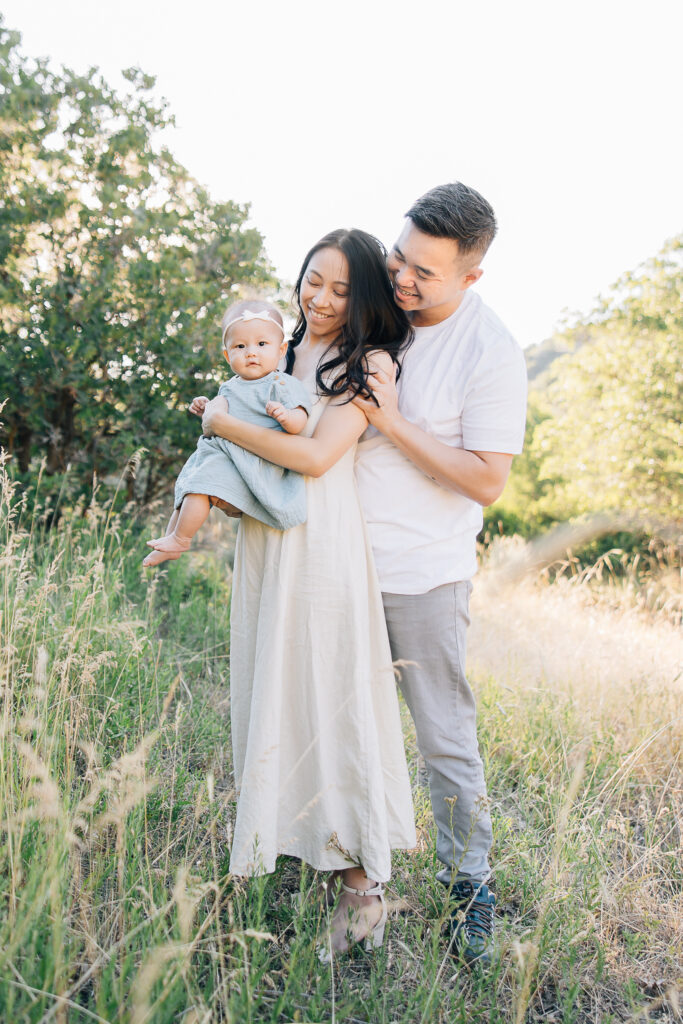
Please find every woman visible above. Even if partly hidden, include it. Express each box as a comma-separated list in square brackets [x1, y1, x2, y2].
[203, 229, 416, 956]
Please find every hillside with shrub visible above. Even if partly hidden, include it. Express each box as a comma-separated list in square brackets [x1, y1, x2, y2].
[485, 236, 682, 546]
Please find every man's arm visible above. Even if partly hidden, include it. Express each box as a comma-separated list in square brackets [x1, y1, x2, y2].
[353, 364, 513, 507]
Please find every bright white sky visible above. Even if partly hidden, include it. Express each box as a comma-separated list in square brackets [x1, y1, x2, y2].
[4, 0, 682, 347]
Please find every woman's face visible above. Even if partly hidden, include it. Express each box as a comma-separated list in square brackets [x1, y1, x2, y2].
[299, 246, 349, 344]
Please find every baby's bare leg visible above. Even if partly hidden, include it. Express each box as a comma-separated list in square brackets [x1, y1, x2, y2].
[209, 496, 242, 518]
[150, 494, 210, 547]
[170, 494, 211, 543]
[165, 508, 180, 535]
[143, 494, 211, 567]
[148, 508, 180, 548]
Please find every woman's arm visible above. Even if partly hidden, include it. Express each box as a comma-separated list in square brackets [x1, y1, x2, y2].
[202, 351, 394, 477]
[202, 395, 367, 477]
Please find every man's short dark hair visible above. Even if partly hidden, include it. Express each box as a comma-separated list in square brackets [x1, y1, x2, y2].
[406, 182, 497, 261]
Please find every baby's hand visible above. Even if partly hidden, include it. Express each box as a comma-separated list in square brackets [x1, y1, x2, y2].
[266, 401, 308, 434]
[266, 400, 289, 426]
[189, 395, 210, 416]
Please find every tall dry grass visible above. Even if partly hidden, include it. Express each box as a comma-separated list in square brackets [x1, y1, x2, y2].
[0, 461, 681, 1023]
[0, 461, 237, 1021]
[470, 541, 682, 1021]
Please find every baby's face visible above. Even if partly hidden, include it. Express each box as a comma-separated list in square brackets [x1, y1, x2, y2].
[223, 319, 287, 380]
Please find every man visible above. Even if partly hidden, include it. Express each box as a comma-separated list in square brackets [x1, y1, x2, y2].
[354, 182, 527, 964]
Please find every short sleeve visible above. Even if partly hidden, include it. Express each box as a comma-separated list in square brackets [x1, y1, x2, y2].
[461, 342, 528, 453]
[217, 380, 233, 400]
[271, 374, 313, 415]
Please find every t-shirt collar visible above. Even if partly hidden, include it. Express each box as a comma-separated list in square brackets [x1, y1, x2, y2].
[412, 290, 475, 335]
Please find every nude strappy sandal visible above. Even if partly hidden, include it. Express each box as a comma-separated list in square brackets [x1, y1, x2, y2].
[317, 881, 387, 962]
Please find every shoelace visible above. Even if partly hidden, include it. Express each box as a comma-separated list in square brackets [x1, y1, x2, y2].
[453, 884, 494, 937]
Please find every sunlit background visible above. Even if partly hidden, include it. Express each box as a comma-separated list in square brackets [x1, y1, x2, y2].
[4, 0, 682, 346]
[1, 6, 682, 1020]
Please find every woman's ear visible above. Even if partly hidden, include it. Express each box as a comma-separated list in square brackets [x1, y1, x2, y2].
[279, 338, 289, 359]
[223, 349, 231, 366]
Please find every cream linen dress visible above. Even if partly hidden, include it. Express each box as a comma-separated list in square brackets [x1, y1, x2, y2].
[228, 370, 416, 883]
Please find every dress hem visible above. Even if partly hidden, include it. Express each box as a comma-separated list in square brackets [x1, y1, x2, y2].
[229, 842, 417, 884]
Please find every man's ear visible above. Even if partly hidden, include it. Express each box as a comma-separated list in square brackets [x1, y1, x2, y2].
[462, 267, 484, 290]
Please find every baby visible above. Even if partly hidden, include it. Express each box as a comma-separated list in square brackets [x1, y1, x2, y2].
[143, 300, 311, 567]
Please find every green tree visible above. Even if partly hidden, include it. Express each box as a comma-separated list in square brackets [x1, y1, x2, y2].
[484, 397, 556, 538]
[530, 236, 682, 523]
[0, 19, 277, 506]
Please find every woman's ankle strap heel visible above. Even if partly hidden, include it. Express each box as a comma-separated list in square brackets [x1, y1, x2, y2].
[339, 882, 387, 951]
[340, 881, 383, 898]
[318, 879, 388, 961]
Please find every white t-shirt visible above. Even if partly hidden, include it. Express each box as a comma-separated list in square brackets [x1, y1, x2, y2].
[355, 290, 527, 594]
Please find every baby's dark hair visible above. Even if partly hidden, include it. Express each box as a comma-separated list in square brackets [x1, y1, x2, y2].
[221, 299, 284, 348]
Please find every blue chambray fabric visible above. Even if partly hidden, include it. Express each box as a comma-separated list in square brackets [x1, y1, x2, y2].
[174, 371, 312, 530]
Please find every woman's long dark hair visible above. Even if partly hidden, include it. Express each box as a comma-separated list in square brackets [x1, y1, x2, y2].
[285, 229, 413, 401]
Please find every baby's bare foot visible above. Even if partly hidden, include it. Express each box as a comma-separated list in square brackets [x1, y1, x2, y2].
[142, 547, 183, 567]
[143, 532, 191, 567]
[147, 534, 191, 553]
[147, 534, 169, 547]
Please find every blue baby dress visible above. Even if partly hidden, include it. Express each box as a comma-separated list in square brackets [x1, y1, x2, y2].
[174, 371, 312, 530]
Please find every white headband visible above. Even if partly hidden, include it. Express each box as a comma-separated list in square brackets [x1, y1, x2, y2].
[222, 309, 286, 346]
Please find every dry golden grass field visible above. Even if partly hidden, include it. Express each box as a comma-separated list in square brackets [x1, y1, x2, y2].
[0, 479, 681, 1022]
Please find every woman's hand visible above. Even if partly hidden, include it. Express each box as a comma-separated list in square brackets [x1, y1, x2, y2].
[201, 395, 229, 437]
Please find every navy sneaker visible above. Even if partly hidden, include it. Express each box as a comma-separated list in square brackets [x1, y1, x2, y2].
[449, 879, 495, 966]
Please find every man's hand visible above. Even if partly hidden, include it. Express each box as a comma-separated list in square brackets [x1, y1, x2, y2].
[201, 395, 229, 437]
[353, 360, 513, 504]
[352, 361, 400, 432]
[189, 395, 210, 416]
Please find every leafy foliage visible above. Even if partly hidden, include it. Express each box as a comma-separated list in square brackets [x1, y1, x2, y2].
[0, 19, 277, 506]
[490, 236, 682, 533]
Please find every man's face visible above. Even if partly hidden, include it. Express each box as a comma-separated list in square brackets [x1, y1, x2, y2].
[387, 221, 483, 327]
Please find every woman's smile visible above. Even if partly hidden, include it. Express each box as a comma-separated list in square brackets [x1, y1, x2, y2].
[300, 246, 350, 342]
[308, 305, 334, 321]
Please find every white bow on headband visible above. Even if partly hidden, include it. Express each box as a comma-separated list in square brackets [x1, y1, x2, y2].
[222, 309, 286, 345]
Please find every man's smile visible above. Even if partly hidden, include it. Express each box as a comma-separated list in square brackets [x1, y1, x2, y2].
[395, 283, 419, 299]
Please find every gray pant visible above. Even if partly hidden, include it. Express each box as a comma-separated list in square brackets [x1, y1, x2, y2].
[382, 582, 492, 884]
